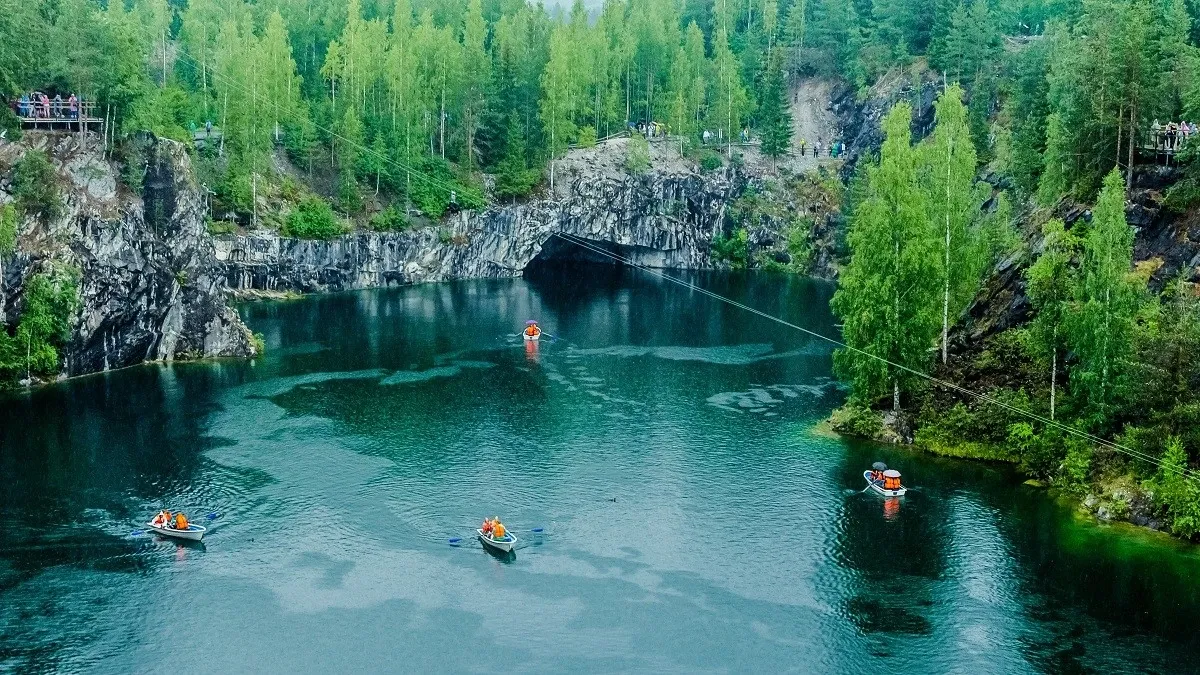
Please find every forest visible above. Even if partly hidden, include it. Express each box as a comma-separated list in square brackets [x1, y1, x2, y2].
[4, 0, 1200, 535]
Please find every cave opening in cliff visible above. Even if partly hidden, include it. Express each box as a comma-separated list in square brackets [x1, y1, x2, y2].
[522, 235, 644, 280]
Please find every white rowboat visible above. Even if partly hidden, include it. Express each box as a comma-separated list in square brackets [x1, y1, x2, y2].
[146, 521, 207, 541]
[477, 529, 517, 552]
[863, 470, 907, 497]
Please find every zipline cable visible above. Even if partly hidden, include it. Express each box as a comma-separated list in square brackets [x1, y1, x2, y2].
[173, 48, 1193, 481]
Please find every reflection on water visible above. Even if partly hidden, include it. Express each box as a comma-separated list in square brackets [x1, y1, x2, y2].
[2, 266, 1199, 673]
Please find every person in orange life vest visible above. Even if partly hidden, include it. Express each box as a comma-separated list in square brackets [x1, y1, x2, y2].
[173, 513, 189, 530]
[482, 518, 494, 535]
[493, 520, 506, 539]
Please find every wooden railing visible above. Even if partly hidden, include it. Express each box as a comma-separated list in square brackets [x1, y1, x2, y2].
[14, 99, 103, 127]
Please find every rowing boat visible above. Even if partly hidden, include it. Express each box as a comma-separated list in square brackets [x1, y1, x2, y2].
[477, 529, 516, 552]
[863, 469, 907, 497]
[146, 521, 207, 541]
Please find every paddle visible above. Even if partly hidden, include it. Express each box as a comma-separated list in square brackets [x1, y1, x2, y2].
[449, 527, 543, 545]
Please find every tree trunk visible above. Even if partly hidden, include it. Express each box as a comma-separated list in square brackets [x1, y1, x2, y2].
[1126, 102, 1136, 188]
[1050, 341, 1057, 421]
[893, 379, 900, 413]
[942, 135, 952, 364]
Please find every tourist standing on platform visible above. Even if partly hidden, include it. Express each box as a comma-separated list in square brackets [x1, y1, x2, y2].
[68, 94, 78, 119]
[52, 94, 62, 118]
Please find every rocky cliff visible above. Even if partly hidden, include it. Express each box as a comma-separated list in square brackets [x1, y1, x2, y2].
[216, 139, 737, 293]
[0, 133, 255, 379]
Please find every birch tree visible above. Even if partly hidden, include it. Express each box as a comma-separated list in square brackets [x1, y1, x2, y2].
[832, 103, 941, 411]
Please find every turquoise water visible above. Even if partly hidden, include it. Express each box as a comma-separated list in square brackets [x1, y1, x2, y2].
[2, 267, 1200, 673]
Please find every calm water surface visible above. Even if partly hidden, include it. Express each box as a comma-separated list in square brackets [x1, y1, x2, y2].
[3, 266, 1200, 674]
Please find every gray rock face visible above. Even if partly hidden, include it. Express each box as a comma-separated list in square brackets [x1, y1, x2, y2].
[216, 167, 735, 293]
[0, 133, 254, 379]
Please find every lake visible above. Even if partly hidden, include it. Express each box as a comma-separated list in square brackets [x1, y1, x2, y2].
[2, 265, 1199, 673]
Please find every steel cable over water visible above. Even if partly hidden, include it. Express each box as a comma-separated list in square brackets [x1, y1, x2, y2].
[175, 49, 1198, 482]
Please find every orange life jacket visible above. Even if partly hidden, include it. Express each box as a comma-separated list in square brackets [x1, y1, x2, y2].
[174, 514, 188, 529]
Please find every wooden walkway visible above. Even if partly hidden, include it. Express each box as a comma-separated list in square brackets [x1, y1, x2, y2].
[15, 100, 104, 132]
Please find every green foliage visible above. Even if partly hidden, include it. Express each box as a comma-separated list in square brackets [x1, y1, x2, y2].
[11, 151, 62, 220]
[923, 83, 986, 363]
[711, 228, 749, 269]
[1058, 437, 1094, 496]
[337, 168, 363, 215]
[1008, 423, 1064, 479]
[915, 390, 1030, 461]
[251, 332, 267, 356]
[0, 266, 79, 381]
[1147, 436, 1200, 538]
[757, 53, 793, 165]
[625, 134, 651, 175]
[829, 401, 884, 438]
[408, 157, 483, 218]
[283, 197, 344, 240]
[368, 207, 411, 232]
[1026, 218, 1079, 419]
[494, 113, 539, 201]
[206, 219, 237, 235]
[577, 126, 598, 148]
[0, 204, 16, 257]
[832, 103, 941, 410]
[699, 151, 723, 173]
[1065, 170, 1141, 428]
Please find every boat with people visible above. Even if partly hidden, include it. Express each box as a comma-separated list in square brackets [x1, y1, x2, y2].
[478, 516, 516, 552]
[523, 320, 541, 341]
[863, 462, 907, 497]
[147, 510, 207, 541]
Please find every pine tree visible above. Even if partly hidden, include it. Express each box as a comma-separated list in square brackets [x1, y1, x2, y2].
[461, 0, 491, 169]
[832, 103, 941, 411]
[758, 53, 793, 169]
[495, 112, 537, 200]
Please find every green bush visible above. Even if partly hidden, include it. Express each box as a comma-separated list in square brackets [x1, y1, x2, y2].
[218, 165, 253, 214]
[1147, 436, 1200, 538]
[0, 106, 22, 142]
[369, 206, 411, 232]
[1058, 437, 1094, 496]
[251, 332, 267, 356]
[12, 151, 62, 219]
[207, 219, 237, 235]
[337, 168, 362, 214]
[699, 151, 723, 173]
[0, 265, 79, 382]
[283, 197, 344, 240]
[0, 204, 17, 256]
[577, 125, 598, 148]
[625, 134, 651, 175]
[711, 228, 749, 269]
[830, 401, 884, 438]
[409, 157, 483, 218]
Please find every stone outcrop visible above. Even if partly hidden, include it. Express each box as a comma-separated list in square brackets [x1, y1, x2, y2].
[217, 140, 737, 293]
[0, 133, 255, 379]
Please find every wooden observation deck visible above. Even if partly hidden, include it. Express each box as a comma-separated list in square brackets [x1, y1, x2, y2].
[15, 99, 104, 132]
